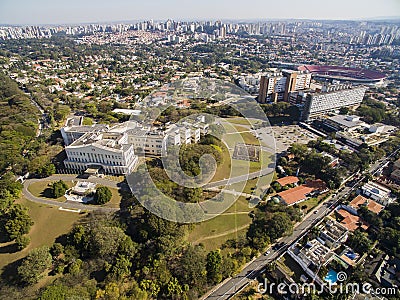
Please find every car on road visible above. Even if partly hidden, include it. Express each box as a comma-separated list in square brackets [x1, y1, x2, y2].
[314, 210, 318, 214]
[273, 242, 285, 250]
[264, 250, 271, 255]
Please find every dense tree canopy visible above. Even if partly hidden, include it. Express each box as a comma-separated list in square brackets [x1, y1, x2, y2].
[18, 247, 52, 285]
[0, 72, 40, 174]
[51, 180, 68, 198]
[94, 186, 112, 205]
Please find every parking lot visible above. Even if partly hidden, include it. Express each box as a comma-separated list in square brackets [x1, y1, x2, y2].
[271, 125, 318, 153]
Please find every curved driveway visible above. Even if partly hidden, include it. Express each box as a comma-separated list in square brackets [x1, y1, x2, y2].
[22, 174, 129, 212]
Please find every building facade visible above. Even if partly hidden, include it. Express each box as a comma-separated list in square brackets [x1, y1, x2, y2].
[258, 70, 311, 103]
[64, 132, 138, 175]
[301, 85, 367, 121]
[62, 116, 208, 174]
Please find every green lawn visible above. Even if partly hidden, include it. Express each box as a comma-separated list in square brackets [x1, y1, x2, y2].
[103, 187, 123, 208]
[198, 227, 249, 251]
[28, 180, 122, 208]
[188, 199, 253, 251]
[225, 118, 261, 126]
[211, 146, 232, 182]
[223, 124, 250, 134]
[223, 132, 260, 147]
[211, 144, 272, 183]
[0, 197, 84, 271]
[242, 178, 259, 194]
[299, 197, 319, 213]
[28, 180, 74, 202]
[224, 196, 254, 213]
[299, 194, 327, 213]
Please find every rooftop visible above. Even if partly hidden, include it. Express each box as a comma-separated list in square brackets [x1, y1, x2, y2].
[349, 195, 384, 214]
[68, 131, 126, 152]
[326, 115, 366, 129]
[336, 209, 369, 232]
[362, 181, 391, 196]
[277, 179, 328, 206]
[63, 124, 108, 133]
[394, 158, 400, 170]
[276, 176, 299, 187]
[278, 185, 314, 206]
[321, 219, 348, 242]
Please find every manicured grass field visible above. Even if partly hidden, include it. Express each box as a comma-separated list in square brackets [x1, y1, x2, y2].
[188, 213, 251, 246]
[224, 196, 254, 213]
[299, 194, 326, 213]
[28, 180, 122, 208]
[223, 132, 260, 147]
[299, 197, 319, 212]
[0, 197, 84, 271]
[188, 198, 253, 251]
[242, 178, 259, 194]
[225, 118, 261, 126]
[197, 227, 249, 251]
[211, 144, 271, 183]
[223, 124, 250, 134]
[211, 145, 232, 182]
[28, 180, 74, 202]
[103, 187, 123, 208]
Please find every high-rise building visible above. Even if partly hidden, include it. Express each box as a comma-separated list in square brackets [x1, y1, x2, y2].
[258, 70, 311, 103]
[301, 84, 367, 121]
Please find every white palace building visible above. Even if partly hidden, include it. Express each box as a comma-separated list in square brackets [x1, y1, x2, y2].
[61, 116, 208, 175]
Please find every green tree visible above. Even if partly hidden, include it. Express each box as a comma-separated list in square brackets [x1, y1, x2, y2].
[347, 230, 372, 254]
[167, 277, 184, 299]
[175, 245, 207, 289]
[18, 246, 52, 284]
[50, 242, 64, 258]
[51, 180, 68, 198]
[15, 235, 30, 250]
[38, 163, 56, 178]
[39, 284, 68, 300]
[94, 186, 112, 205]
[206, 250, 222, 284]
[339, 107, 350, 115]
[110, 255, 132, 279]
[88, 225, 137, 261]
[4, 204, 33, 239]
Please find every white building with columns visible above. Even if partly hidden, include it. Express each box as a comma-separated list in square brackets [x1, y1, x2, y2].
[62, 116, 209, 174]
[64, 131, 138, 175]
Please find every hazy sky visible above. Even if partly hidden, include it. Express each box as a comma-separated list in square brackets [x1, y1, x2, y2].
[0, 0, 399, 25]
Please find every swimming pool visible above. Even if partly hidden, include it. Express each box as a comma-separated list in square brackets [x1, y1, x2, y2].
[324, 269, 338, 285]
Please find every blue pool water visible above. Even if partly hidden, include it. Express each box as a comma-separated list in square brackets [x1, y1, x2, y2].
[324, 269, 338, 284]
[345, 251, 357, 260]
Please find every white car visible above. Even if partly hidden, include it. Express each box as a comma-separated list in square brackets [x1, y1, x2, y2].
[265, 250, 271, 255]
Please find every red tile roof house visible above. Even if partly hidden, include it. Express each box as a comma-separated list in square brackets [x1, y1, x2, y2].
[277, 179, 328, 206]
[349, 195, 384, 214]
[275, 176, 299, 187]
[336, 209, 369, 232]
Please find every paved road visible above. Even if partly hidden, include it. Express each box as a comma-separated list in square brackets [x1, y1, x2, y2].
[203, 189, 346, 300]
[204, 166, 275, 189]
[205, 187, 256, 199]
[204, 154, 396, 300]
[22, 174, 127, 212]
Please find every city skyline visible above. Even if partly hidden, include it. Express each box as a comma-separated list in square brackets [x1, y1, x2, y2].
[0, 0, 399, 25]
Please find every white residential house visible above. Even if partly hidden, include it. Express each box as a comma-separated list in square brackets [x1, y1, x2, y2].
[361, 181, 393, 206]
